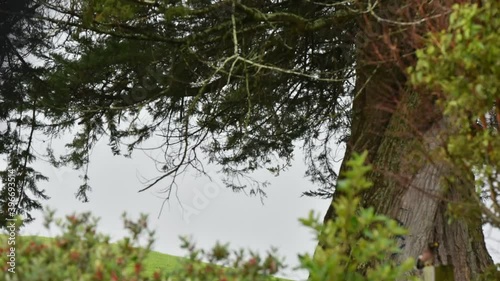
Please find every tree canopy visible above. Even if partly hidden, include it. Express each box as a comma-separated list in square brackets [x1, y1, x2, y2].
[1, 0, 366, 224]
[0, 0, 498, 242]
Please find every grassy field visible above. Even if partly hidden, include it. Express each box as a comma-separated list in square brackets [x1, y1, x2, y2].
[141, 247, 182, 276]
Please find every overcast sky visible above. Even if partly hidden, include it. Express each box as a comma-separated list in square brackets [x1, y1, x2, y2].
[2, 126, 499, 280]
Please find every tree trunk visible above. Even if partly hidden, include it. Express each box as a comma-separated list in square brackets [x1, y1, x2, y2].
[323, 1, 493, 280]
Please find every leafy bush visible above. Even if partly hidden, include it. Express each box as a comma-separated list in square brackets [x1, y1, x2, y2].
[409, 0, 500, 227]
[1, 213, 162, 281]
[299, 152, 416, 281]
[1, 152, 415, 280]
[410, 1, 500, 277]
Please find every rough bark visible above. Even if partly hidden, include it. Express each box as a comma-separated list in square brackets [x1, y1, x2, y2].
[323, 68, 493, 281]
[323, 1, 493, 280]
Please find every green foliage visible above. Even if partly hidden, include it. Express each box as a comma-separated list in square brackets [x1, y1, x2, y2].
[0, 0, 51, 227]
[409, 1, 500, 227]
[476, 264, 500, 281]
[7, 0, 357, 209]
[1, 153, 415, 280]
[0, 210, 286, 281]
[299, 152, 417, 281]
[84, 0, 139, 24]
[410, 1, 499, 119]
[168, 238, 285, 281]
[1, 211, 161, 280]
[1, 234, 181, 277]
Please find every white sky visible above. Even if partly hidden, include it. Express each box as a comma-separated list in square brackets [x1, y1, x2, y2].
[2, 128, 499, 280]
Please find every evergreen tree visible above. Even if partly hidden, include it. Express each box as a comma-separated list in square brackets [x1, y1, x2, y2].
[0, 0, 52, 225]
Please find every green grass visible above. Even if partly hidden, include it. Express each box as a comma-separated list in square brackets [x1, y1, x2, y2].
[141, 248, 182, 275]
